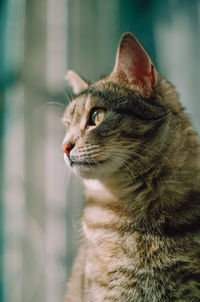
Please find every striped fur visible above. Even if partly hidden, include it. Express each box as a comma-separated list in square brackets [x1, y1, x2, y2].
[63, 33, 200, 301]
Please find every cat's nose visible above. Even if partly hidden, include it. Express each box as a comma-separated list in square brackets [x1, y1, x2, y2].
[62, 143, 74, 156]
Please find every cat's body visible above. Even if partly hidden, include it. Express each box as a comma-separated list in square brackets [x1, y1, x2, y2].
[62, 33, 200, 301]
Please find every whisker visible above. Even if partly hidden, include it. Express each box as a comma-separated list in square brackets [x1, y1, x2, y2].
[34, 101, 65, 114]
[46, 101, 66, 108]
[63, 89, 73, 104]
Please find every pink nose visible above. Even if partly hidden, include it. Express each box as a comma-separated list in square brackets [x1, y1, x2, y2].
[62, 144, 73, 156]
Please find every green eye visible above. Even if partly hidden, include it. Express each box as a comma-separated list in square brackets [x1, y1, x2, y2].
[89, 108, 105, 126]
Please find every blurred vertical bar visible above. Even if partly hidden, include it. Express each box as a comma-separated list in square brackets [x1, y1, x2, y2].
[1, 1, 26, 302]
[45, 0, 68, 301]
[0, 0, 6, 299]
[22, 0, 48, 301]
[153, 0, 200, 133]
[66, 0, 120, 81]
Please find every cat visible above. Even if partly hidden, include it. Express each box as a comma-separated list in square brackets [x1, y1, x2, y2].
[62, 33, 200, 302]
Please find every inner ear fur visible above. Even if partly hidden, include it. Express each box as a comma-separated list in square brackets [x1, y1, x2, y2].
[111, 33, 157, 98]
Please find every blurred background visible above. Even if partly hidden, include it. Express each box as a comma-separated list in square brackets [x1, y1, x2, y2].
[0, 0, 200, 301]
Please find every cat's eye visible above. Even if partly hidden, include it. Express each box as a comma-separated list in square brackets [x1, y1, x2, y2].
[88, 108, 105, 126]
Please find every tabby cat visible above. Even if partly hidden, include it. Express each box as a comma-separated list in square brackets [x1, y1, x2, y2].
[62, 33, 200, 302]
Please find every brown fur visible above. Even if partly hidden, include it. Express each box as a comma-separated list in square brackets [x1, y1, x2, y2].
[62, 33, 200, 301]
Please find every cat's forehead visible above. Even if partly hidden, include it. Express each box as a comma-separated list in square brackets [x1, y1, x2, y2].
[64, 93, 95, 122]
[64, 84, 106, 118]
[64, 81, 146, 122]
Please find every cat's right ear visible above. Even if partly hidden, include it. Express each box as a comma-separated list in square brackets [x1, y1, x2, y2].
[111, 33, 157, 98]
[65, 70, 88, 94]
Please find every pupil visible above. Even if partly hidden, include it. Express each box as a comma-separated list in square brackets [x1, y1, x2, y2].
[93, 111, 98, 120]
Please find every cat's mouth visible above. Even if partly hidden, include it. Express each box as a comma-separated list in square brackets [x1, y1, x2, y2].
[64, 153, 100, 168]
[70, 159, 105, 167]
[64, 153, 110, 178]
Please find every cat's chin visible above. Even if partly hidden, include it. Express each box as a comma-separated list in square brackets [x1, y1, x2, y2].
[71, 162, 107, 179]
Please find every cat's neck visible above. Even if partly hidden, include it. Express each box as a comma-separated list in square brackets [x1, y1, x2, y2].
[83, 179, 118, 205]
[84, 165, 162, 203]
[83, 142, 200, 237]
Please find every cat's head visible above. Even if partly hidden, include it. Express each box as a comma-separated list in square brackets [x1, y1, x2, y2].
[62, 33, 182, 181]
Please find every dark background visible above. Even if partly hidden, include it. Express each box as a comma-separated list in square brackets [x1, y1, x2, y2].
[0, 0, 200, 301]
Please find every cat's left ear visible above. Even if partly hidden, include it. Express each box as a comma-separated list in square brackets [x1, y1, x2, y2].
[111, 33, 157, 98]
[65, 70, 88, 94]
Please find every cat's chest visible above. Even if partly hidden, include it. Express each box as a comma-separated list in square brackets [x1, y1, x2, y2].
[82, 204, 139, 267]
[82, 204, 174, 302]
[82, 205, 138, 300]
[83, 203, 127, 245]
[83, 181, 124, 245]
